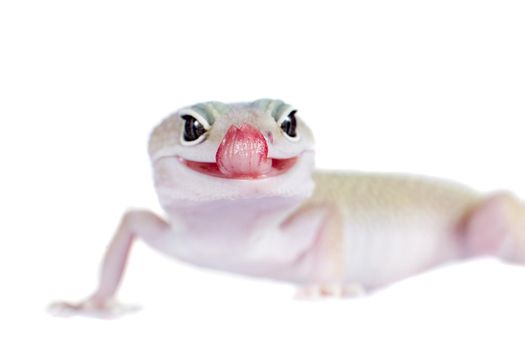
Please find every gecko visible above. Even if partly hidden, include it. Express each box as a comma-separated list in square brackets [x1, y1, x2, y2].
[51, 98, 525, 318]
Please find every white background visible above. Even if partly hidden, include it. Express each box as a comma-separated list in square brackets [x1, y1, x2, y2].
[1, 1, 525, 349]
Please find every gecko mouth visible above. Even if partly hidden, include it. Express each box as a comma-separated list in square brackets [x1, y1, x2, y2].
[179, 156, 299, 179]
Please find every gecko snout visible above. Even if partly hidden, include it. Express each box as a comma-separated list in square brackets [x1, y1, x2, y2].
[216, 124, 272, 178]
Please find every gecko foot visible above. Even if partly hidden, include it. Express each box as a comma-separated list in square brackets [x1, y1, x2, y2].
[48, 299, 140, 319]
[295, 283, 366, 300]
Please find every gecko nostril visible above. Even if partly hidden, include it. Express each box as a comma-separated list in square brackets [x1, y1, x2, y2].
[266, 131, 274, 144]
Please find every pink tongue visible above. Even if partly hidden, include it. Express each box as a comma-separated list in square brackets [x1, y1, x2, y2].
[216, 124, 272, 178]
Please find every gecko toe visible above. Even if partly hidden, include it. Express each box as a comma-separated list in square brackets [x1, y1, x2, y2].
[48, 300, 141, 319]
[295, 283, 366, 300]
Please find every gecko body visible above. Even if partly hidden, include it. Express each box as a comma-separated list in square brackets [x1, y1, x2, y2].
[52, 99, 525, 317]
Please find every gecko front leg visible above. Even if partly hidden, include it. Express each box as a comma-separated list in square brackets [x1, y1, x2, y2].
[283, 203, 363, 299]
[50, 210, 169, 318]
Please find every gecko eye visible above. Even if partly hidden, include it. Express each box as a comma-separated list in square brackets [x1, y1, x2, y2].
[181, 114, 208, 145]
[279, 110, 298, 140]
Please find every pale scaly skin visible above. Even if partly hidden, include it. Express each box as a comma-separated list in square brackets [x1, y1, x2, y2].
[50, 99, 525, 318]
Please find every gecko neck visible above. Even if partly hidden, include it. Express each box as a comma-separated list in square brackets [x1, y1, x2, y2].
[164, 195, 309, 231]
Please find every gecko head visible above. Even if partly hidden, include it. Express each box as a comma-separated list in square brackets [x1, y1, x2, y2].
[148, 99, 316, 201]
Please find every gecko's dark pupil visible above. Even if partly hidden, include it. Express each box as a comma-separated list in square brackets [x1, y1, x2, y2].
[182, 115, 206, 142]
[280, 110, 297, 138]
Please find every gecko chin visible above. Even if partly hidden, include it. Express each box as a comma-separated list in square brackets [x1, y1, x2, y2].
[178, 156, 299, 179]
